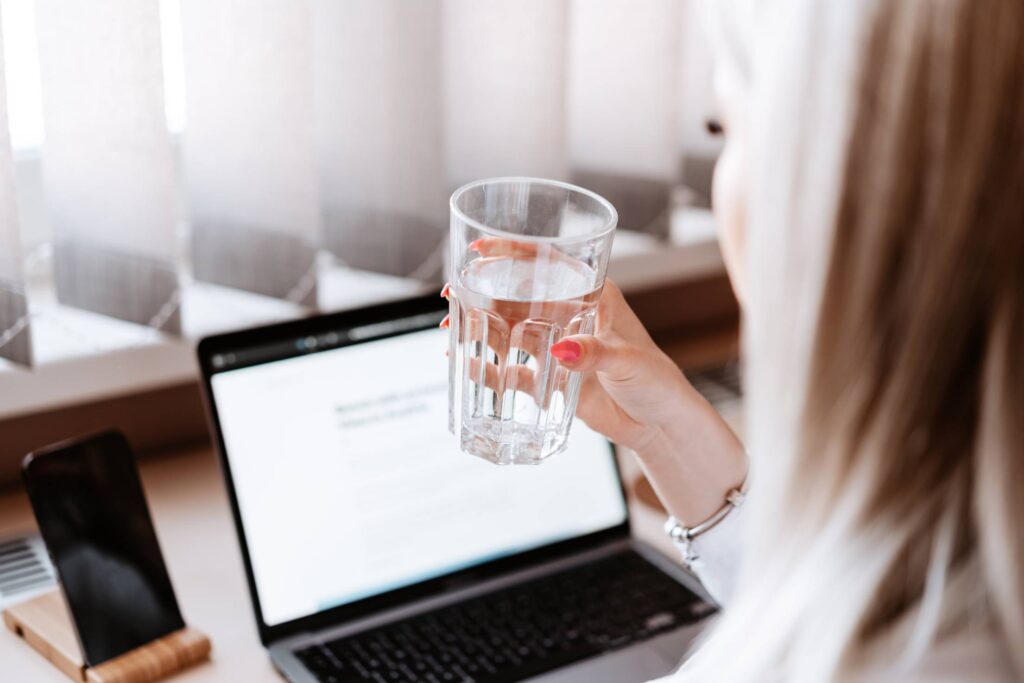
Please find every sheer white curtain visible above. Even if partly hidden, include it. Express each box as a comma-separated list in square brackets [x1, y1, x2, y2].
[568, 0, 683, 236]
[34, 0, 180, 333]
[314, 0, 571, 281]
[180, 0, 321, 306]
[0, 20, 31, 366]
[442, 0, 570, 186]
[1, 0, 719, 366]
[312, 0, 446, 279]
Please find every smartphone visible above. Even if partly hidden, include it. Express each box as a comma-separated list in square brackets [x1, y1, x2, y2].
[22, 431, 185, 666]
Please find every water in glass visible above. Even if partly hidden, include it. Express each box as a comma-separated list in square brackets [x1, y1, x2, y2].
[450, 252, 600, 464]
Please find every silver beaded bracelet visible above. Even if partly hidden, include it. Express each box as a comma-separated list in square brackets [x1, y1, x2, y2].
[664, 478, 748, 568]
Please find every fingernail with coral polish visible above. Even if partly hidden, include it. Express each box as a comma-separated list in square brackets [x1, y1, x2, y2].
[439, 315, 450, 329]
[550, 339, 582, 363]
[440, 283, 450, 298]
[468, 239, 483, 252]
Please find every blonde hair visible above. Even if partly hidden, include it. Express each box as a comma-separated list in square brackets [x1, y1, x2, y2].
[679, 0, 1024, 680]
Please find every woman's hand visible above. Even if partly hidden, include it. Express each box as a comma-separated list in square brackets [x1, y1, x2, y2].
[443, 264, 747, 525]
[547, 280, 694, 453]
[549, 280, 749, 525]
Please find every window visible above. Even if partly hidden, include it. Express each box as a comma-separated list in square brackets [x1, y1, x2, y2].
[0, 0, 723, 418]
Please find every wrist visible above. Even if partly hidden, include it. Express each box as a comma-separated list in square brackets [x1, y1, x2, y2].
[630, 387, 748, 527]
[631, 375, 725, 463]
[625, 367, 703, 456]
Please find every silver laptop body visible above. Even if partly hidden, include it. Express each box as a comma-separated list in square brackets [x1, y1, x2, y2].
[197, 296, 713, 683]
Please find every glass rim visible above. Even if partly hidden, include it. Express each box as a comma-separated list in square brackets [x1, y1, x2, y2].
[449, 176, 618, 245]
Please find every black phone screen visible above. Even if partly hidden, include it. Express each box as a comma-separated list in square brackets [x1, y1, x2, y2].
[23, 431, 185, 666]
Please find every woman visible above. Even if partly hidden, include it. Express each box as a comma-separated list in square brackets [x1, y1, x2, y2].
[546, 0, 1023, 680]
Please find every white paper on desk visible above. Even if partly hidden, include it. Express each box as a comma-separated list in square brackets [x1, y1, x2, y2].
[0, 533, 56, 612]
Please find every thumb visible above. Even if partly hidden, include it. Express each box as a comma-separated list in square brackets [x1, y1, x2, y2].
[549, 335, 638, 382]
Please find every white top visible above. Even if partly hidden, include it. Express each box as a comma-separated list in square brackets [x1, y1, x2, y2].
[654, 506, 1017, 681]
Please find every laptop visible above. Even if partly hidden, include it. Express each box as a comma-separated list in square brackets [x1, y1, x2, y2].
[197, 294, 715, 683]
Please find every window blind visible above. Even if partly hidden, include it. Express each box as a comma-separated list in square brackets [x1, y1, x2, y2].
[180, 0, 321, 306]
[442, 0, 570, 186]
[312, 0, 446, 279]
[568, 0, 683, 237]
[34, 0, 181, 334]
[0, 20, 31, 366]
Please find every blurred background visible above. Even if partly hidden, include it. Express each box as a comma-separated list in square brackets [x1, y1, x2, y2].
[0, 0, 738, 483]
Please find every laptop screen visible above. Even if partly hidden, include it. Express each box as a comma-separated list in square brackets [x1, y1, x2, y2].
[206, 311, 628, 628]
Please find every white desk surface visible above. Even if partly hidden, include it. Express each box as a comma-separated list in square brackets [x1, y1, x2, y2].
[0, 443, 680, 682]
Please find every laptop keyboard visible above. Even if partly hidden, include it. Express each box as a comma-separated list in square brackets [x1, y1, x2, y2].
[293, 551, 714, 683]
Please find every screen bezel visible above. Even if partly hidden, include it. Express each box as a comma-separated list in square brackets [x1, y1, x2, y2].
[196, 294, 631, 645]
[21, 430, 186, 665]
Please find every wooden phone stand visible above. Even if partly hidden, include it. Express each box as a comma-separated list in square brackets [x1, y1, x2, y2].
[3, 590, 211, 683]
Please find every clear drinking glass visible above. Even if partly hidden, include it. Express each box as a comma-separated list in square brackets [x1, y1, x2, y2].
[448, 178, 617, 465]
